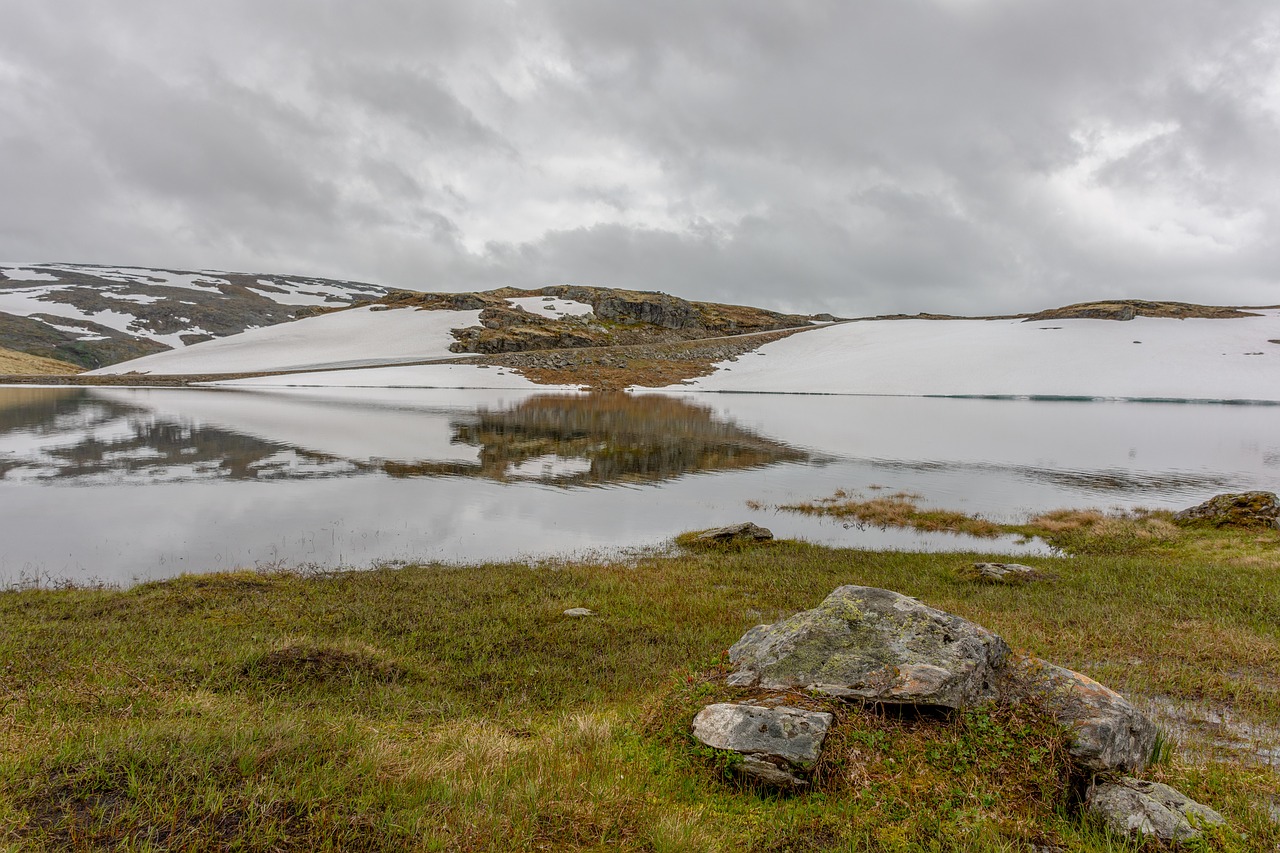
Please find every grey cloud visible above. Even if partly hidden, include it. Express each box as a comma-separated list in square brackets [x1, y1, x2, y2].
[0, 0, 1277, 312]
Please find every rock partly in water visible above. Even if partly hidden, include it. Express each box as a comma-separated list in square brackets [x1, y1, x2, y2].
[691, 703, 833, 789]
[692, 522, 774, 545]
[727, 586, 1009, 708]
[1087, 777, 1226, 842]
[965, 562, 1043, 584]
[1173, 491, 1280, 530]
[1002, 656, 1158, 774]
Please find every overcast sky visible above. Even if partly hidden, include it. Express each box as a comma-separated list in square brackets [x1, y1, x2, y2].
[2, 1, 1279, 314]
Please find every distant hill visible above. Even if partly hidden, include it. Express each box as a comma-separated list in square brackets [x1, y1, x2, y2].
[0, 263, 392, 370]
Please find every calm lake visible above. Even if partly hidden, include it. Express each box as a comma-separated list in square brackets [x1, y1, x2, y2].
[2, 386, 1278, 587]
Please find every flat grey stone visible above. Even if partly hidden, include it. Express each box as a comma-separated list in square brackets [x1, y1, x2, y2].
[727, 586, 1009, 708]
[1088, 777, 1225, 842]
[1002, 656, 1158, 774]
[562, 607, 594, 617]
[691, 703, 833, 788]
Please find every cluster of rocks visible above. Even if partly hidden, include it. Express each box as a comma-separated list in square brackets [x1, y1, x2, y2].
[692, 585, 1226, 844]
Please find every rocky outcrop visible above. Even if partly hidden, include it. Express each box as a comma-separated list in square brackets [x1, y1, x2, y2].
[726, 586, 1009, 708]
[1087, 778, 1225, 842]
[1001, 656, 1158, 774]
[691, 703, 832, 788]
[692, 523, 774, 545]
[1173, 491, 1280, 530]
[1024, 300, 1257, 322]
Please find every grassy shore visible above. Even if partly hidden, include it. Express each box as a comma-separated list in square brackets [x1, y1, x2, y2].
[2, 519, 1278, 851]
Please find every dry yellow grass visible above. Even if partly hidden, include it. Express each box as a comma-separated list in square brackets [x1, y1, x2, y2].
[0, 347, 81, 375]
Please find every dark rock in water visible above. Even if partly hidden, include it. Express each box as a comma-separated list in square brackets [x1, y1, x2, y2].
[726, 586, 1009, 708]
[1001, 656, 1157, 774]
[1174, 491, 1280, 530]
[966, 562, 1042, 584]
[1087, 777, 1225, 842]
[693, 523, 774, 544]
[691, 703, 833, 788]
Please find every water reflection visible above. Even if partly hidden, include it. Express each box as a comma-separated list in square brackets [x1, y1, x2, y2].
[0, 389, 807, 486]
[3, 387, 1280, 586]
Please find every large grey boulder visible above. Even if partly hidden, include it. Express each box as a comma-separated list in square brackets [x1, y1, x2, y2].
[1087, 777, 1225, 842]
[1173, 491, 1280, 530]
[1002, 656, 1157, 774]
[727, 586, 1009, 708]
[691, 703, 833, 788]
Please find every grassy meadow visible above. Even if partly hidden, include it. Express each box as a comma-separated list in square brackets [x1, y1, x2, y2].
[1, 515, 1278, 851]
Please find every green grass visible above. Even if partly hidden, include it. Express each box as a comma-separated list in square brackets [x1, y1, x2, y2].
[2, 524, 1278, 850]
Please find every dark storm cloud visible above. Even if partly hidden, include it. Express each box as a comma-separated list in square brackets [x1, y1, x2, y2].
[0, 0, 1277, 312]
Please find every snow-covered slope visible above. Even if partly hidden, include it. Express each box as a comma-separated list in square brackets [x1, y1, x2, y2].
[661, 312, 1280, 402]
[0, 263, 391, 369]
[88, 306, 480, 375]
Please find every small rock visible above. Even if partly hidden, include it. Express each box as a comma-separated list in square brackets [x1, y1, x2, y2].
[562, 608, 594, 617]
[1173, 491, 1280, 530]
[726, 586, 1009, 708]
[692, 522, 774, 544]
[1087, 777, 1225, 842]
[1001, 656, 1157, 774]
[691, 703, 833, 789]
[967, 562, 1042, 584]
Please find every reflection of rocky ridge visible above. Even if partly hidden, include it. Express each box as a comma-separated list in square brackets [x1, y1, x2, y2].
[0, 390, 807, 487]
[385, 394, 809, 485]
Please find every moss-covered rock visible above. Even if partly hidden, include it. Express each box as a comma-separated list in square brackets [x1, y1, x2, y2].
[725, 586, 1009, 708]
[1173, 491, 1280, 530]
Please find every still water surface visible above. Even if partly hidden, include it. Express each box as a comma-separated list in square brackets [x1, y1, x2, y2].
[2, 386, 1277, 586]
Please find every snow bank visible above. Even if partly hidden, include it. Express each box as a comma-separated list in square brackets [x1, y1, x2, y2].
[660, 312, 1280, 402]
[209, 362, 581, 391]
[89, 306, 482, 375]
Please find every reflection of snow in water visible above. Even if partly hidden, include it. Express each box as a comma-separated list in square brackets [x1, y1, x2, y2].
[505, 454, 594, 480]
[2, 386, 1280, 586]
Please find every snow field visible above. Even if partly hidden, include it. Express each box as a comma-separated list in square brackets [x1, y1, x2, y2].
[89, 306, 483, 375]
[661, 312, 1280, 402]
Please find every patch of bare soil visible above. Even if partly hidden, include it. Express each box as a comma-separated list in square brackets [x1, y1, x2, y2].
[0, 346, 82, 375]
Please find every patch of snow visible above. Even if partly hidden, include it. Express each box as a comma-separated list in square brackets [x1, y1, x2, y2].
[101, 292, 164, 305]
[0, 266, 61, 282]
[89, 306, 484, 375]
[660, 312, 1280, 402]
[506, 296, 594, 317]
[41, 265, 229, 293]
[244, 285, 342, 307]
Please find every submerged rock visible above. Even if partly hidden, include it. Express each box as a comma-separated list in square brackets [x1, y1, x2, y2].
[1002, 656, 1157, 774]
[1087, 777, 1225, 842]
[726, 586, 1009, 708]
[692, 522, 774, 544]
[1173, 491, 1280, 530]
[691, 703, 833, 788]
